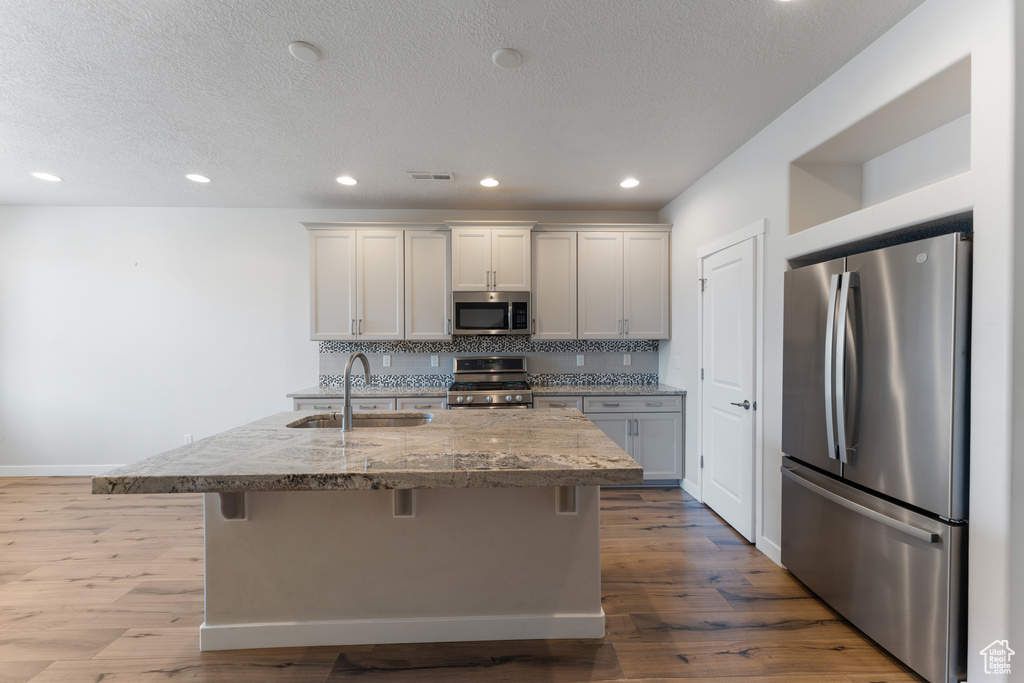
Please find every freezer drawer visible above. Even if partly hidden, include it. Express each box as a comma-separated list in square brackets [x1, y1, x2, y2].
[781, 459, 965, 683]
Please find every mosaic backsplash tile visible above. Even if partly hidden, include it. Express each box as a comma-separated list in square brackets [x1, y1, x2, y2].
[319, 338, 659, 354]
[319, 372, 659, 389]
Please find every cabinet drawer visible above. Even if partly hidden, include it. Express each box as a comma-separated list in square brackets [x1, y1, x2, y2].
[583, 395, 682, 413]
[396, 397, 446, 411]
[535, 396, 583, 411]
[294, 398, 396, 412]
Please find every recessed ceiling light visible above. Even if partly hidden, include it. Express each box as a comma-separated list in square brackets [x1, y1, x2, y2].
[620, 178, 640, 188]
[186, 174, 210, 183]
[336, 176, 358, 186]
[288, 41, 322, 63]
[491, 48, 522, 69]
[31, 172, 62, 182]
[480, 178, 499, 187]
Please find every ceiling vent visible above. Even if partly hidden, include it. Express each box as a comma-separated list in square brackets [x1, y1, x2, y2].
[408, 171, 454, 181]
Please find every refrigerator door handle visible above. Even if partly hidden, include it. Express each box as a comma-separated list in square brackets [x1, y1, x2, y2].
[824, 273, 840, 460]
[835, 272, 855, 464]
[781, 465, 940, 544]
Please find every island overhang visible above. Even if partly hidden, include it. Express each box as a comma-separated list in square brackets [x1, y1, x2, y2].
[92, 408, 644, 494]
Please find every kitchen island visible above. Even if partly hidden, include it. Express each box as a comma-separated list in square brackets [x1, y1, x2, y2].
[93, 409, 642, 651]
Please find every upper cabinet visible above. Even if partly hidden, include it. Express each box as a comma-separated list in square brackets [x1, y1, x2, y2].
[448, 223, 533, 291]
[578, 231, 670, 340]
[531, 232, 577, 340]
[405, 229, 451, 340]
[309, 229, 404, 341]
[623, 232, 670, 339]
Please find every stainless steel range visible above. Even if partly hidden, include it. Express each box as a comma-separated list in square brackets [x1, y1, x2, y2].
[447, 357, 533, 409]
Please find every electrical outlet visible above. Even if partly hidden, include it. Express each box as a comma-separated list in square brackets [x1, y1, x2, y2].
[382, 355, 391, 367]
[430, 355, 439, 367]
[623, 353, 631, 366]
[184, 434, 193, 445]
[576, 354, 585, 366]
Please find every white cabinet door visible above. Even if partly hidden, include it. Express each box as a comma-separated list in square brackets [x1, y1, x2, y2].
[633, 412, 682, 480]
[624, 232, 670, 339]
[396, 397, 446, 411]
[491, 228, 531, 291]
[531, 232, 577, 339]
[405, 230, 451, 340]
[356, 231, 404, 340]
[587, 413, 631, 455]
[310, 231, 357, 340]
[451, 228, 491, 290]
[578, 232, 624, 339]
[534, 396, 584, 411]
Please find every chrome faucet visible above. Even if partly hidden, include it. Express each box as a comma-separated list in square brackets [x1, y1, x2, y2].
[343, 351, 371, 432]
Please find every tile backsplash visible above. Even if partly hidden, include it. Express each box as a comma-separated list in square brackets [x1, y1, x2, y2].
[319, 338, 660, 388]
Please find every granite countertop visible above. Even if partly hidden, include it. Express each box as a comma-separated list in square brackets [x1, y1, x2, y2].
[287, 384, 685, 399]
[92, 409, 644, 495]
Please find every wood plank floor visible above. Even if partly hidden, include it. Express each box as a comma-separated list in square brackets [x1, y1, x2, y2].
[0, 478, 922, 682]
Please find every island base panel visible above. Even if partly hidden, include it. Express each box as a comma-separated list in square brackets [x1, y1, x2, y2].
[201, 486, 603, 651]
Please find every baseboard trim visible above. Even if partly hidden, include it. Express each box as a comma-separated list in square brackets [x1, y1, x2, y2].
[199, 612, 606, 651]
[0, 465, 125, 477]
[760, 535, 783, 566]
[681, 477, 700, 500]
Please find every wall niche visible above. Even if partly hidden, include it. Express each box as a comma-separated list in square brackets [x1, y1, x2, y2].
[789, 57, 971, 234]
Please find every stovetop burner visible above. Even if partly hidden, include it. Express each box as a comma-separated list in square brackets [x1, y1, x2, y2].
[449, 381, 531, 392]
[447, 357, 532, 408]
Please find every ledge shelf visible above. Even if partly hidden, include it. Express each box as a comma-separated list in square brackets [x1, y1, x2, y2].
[789, 57, 971, 235]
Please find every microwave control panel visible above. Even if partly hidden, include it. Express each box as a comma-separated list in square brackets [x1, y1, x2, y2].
[511, 302, 529, 330]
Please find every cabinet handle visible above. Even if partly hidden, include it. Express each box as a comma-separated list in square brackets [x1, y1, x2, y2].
[625, 319, 629, 335]
[446, 319, 451, 334]
[492, 269, 497, 288]
[646, 402, 663, 407]
[627, 419, 632, 436]
[634, 418, 640, 435]
[412, 404, 432, 409]
[358, 319, 363, 334]
[313, 405, 333, 410]
[549, 402, 567, 407]
[532, 318, 536, 335]
[603, 402, 620, 407]
[351, 319, 356, 335]
[359, 405, 378, 410]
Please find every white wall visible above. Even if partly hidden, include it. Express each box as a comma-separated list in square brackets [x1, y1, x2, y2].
[657, 0, 1018, 679]
[0, 206, 657, 474]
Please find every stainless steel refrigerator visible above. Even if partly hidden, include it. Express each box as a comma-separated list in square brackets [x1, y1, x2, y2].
[781, 232, 970, 683]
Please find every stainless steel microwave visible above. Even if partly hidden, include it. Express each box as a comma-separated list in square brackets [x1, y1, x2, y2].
[452, 291, 530, 335]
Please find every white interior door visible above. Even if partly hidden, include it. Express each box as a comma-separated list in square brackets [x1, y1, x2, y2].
[700, 238, 756, 541]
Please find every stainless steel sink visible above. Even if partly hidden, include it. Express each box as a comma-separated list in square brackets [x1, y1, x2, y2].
[287, 413, 434, 429]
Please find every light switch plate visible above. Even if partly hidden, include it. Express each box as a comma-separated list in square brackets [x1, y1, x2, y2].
[576, 354, 584, 366]
[430, 355, 439, 367]
[623, 353, 631, 366]
[383, 355, 391, 367]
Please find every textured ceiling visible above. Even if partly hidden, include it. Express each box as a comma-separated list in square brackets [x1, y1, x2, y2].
[1, 0, 925, 211]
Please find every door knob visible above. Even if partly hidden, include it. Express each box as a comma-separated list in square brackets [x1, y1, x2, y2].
[730, 400, 751, 410]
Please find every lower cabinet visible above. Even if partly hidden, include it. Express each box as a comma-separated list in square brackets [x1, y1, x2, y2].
[294, 397, 445, 411]
[293, 398, 396, 411]
[534, 396, 584, 411]
[583, 395, 684, 481]
[396, 397, 446, 411]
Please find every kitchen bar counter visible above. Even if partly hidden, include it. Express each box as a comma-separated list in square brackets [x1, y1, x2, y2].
[286, 383, 685, 399]
[92, 409, 643, 495]
[92, 408, 636, 651]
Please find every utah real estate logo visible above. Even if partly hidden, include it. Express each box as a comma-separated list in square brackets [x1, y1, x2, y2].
[980, 640, 1014, 675]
